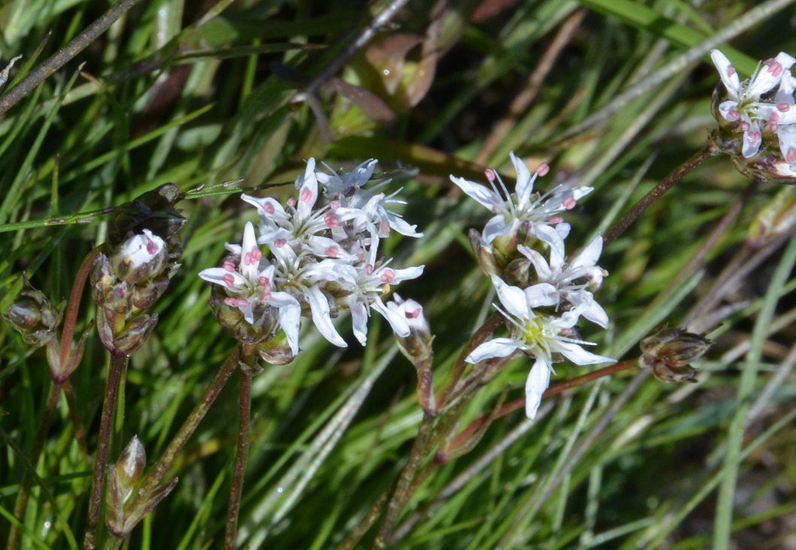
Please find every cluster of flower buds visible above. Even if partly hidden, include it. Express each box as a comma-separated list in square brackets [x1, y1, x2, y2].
[640, 328, 711, 383]
[200, 158, 425, 364]
[709, 50, 796, 183]
[3, 278, 63, 348]
[91, 184, 184, 357]
[105, 435, 176, 538]
[3, 277, 89, 382]
[451, 153, 613, 418]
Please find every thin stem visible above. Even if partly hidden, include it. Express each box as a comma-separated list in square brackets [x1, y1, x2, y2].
[0, 0, 142, 117]
[126, 348, 240, 518]
[373, 413, 435, 548]
[224, 369, 252, 550]
[604, 145, 718, 246]
[447, 360, 638, 453]
[85, 354, 127, 550]
[62, 380, 88, 459]
[303, 0, 409, 95]
[7, 382, 62, 550]
[59, 246, 100, 368]
[338, 488, 392, 550]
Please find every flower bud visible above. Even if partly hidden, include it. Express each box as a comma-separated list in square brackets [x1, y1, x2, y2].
[111, 229, 168, 284]
[503, 256, 532, 288]
[2, 280, 63, 347]
[469, 228, 500, 278]
[386, 294, 433, 367]
[746, 186, 796, 248]
[640, 327, 711, 383]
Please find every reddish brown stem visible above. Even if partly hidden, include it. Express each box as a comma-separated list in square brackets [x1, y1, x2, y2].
[224, 370, 252, 550]
[84, 354, 127, 550]
[447, 360, 638, 452]
[62, 380, 88, 459]
[59, 247, 100, 367]
[604, 145, 718, 246]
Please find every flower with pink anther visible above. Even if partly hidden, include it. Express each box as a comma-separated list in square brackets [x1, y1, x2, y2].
[307, 259, 425, 346]
[710, 49, 796, 158]
[450, 152, 591, 256]
[465, 275, 613, 418]
[198, 222, 301, 354]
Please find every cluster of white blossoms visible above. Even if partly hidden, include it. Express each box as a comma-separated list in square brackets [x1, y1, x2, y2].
[710, 49, 796, 169]
[451, 153, 613, 418]
[199, 158, 424, 359]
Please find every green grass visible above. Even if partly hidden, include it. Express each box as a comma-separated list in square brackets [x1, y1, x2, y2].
[1, 1, 795, 549]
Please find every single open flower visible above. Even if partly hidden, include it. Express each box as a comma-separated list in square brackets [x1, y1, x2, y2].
[450, 152, 591, 257]
[466, 275, 613, 418]
[710, 49, 796, 158]
[199, 222, 301, 355]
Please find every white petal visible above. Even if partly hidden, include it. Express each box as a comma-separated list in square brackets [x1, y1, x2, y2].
[241, 194, 287, 222]
[742, 122, 762, 158]
[240, 222, 261, 281]
[481, 215, 512, 244]
[517, 245, 553, 280]
[718, 100, 739, 122]
[274, 295, 301, 355]
[372, 299, 410, 337]
[532, 223, 565, 259]
[510, 151, 534, 209]
[491, 275, 529, 320]
[449, 176, 501, 212]
[347, 297, 370, 346]
[465, 338, 519, 363]
[748, 54, 793, 97]
[297, 158, 319, 218]
[710, 50, 740, 97]
[524, 283, 559, 308]
[525, 356, 551, 419]
[387, 214, 423, 238]
[571, 235, 603, 270]
[198, 267, 246, 292]
[777, 124, 796, 165]
[305, 285, 347, 347]
[391, 265, 425, 283]
[568, 291, 609, 328]
[554, 341, 614, 366]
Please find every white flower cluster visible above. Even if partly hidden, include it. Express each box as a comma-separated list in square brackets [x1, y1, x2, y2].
[711, 49, 796, 168]
[199, 158, 424, 357]
[451, 153, 613, 418]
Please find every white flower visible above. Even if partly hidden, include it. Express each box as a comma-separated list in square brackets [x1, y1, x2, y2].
[317, 159, 423, 240]
[450, 152, 591, 257]
[306, 259, 424, 345]
[198, 222, 301, 354]
[710, 49, 795, 158]
[517, 236, 609, 328]
[385, 294, 428, 335]
[466, 275, 613, 418]
[241, 159, 352, 260]
[111, 229, 167, 283]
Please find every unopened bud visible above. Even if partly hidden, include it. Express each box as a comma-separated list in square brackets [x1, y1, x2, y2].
[2, 280, 63, 347]
[111, 229, 167, 284]
[469, 228, 500, 277]
[386, 294, 433, 367]
[503, 256, 532, 287]
[747, 186, 796, 248]
[640, 328, 711, 383]
[116, 435, 146, 496]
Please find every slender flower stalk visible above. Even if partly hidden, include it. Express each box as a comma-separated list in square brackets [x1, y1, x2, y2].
[224, 361, 254, 550]
[604, 144, 719, 246]
[84, 355, 127, 550]
[123, 349, 240, 527]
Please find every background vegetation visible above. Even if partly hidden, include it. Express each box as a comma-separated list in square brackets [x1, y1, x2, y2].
[0, 0, 794, 548]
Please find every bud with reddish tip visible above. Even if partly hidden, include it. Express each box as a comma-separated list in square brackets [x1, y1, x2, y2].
[387, 294, 433, 367]
[640, 327, 711, 383]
